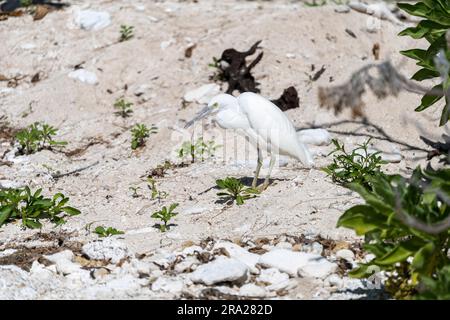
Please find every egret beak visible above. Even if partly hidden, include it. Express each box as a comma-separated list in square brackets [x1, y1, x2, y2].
[184, 105, 212, 129]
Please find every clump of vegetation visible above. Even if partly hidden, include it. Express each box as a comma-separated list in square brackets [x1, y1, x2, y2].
[323, 139, 386, 189]
[15, 122, 67, 155]
[147, 177, 168, 202]
[114, 98, 133, 118]
[337, 167, 450, 299]
[398, 1, 450, 126]
[216, 177, 259, 205]
[152, 203, 178, 232]
[119, 25, 134, 42]
[131, 124, 157, 150]
[0, 187, 80, 229]
[94, 226, 124, 238]
[20, 0, 32, 7]
[417, 265, 450, 300]
[178, 137, 220, 163]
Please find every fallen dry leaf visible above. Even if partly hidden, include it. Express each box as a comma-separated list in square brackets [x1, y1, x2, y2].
[33, 5, 50, 21]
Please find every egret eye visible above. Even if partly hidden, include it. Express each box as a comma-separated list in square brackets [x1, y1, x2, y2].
[212, 102, 219, 109]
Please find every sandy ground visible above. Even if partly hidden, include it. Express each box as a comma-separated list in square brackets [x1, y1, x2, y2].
[0, 0, 448, 299]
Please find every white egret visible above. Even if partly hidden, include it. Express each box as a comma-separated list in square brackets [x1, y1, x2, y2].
[185, 92, 314, 190]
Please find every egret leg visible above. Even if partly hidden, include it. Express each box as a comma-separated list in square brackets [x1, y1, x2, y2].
[252, 146, 263, 188]
[260, 154, 276, 191]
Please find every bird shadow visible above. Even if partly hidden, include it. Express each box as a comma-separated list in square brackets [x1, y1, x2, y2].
[296, 118, 429, 152]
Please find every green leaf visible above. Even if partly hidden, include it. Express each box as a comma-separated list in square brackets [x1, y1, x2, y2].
[412, 242, 436, 273]
[374, 240, 423, 266]
[0, 206, 13, 227]
[412, 68, 440, 81]
[25, 219, 42, 229]
[415, 85, 443, 111]
[337, 205, 387, 235]
[400, 48, 428, 61]
[62, 207, 81, 216]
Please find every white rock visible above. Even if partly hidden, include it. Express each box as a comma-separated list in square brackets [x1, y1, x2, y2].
[0, 248, 17, 258]
[190, 256, 248, 285]
[326, 274, 344, 288]
[182, 245, 205, 256]
[152, 277, 184, 294]
[44, 250, 74, 263]
[160, 39, 175, 49]
[348, 1, 403, 25]
[134, 4, 145, 11]
[239, 283, 266, 297]
[364, 254, 376, 263]
[149, 269, 164, 281]
[174, 256, 199, 273]
[104, 274, 146, 293]
[82, 238, 129, 264]
[302, 242, 323, 255]
[127, 227, 155, 235]
[183, 84, 221, 104]
[68, 69, 98, 85]
[335, 5, 350, 13]
[380, 152, 403, 163]
[150, 251, 178, 268]
[275, 242, 293, 250]
[336, 249, 355, 262]
[297, 258, 338, 279]
[0, 180, 24, 189]
[286, 53, 296, 59]
[257, 268, 289, 285]
[297, 129, 332, 146]
[267, 279, 296, 292]
[258, 249, 315, 276]
[182, 206, 208, 215]
[214, 241, 260, 274]
[44, 250, 83, 275]
[74, 10, 111, 31]
[130, 259, 158, 275]
[20, 43, 36, 50]
[29, 261, 54, 280]
[0, 266, 37, 299]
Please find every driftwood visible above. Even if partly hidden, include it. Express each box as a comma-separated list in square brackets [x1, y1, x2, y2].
[212, 40, 263, 94]
[270, 86, 300, 112]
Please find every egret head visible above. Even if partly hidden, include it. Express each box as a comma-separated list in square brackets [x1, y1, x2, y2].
[184, 94, 237, 129]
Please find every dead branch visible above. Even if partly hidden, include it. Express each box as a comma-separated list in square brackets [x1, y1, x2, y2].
[51, 161, 99, 179]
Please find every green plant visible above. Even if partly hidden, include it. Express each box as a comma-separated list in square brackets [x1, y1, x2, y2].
[131, 124, 157, 150]
[152, 203, 178, 232]
[147, 177, 168, 202]
[114, 98, 133, 118]
[337, 167, 450, 299]
[417, 265, 450, 299]
[398, 1, 450, 126]
[119, 25, 134, 42]
[0, 187, 81, 229]
[94, 226, 124, 237]
[20, 0, 32, 7]
[178, 137, 220, 163]
[15, 122, 67, 155]
[216, 177, 259, 205]
[323, 138, 387, 189]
